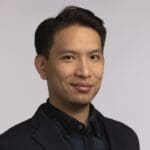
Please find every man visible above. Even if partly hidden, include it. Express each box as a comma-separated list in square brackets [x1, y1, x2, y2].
[0, 6, 140, 150]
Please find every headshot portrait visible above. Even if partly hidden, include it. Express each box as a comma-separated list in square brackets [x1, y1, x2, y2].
[0, 1, 149, 150]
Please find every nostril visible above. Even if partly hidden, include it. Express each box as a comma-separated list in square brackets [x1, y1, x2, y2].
[75, 68, 91, 78]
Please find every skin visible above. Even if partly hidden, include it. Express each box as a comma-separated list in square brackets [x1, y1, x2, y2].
[35, 24, 105, 125]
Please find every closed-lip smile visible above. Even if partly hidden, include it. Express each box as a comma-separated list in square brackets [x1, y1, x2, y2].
[70, 82, 93, 93]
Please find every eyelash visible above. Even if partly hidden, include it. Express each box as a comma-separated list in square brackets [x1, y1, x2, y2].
[90, 55, 100, 60]
[62, 55, 74, 60]
[61, 54, 101, 61]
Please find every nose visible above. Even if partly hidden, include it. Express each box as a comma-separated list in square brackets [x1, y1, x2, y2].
[75, 59, 91, 79]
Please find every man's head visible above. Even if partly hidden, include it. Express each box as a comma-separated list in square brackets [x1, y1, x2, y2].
[34, 6, 106, 110]
[35, 6, 106, 58]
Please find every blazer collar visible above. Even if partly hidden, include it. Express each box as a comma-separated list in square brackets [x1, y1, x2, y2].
[31, 104, 72, 150]
[31, 103, 122, 150]
[96, 110, 124, 150]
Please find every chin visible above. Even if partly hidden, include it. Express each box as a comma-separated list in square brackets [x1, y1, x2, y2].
[69, 97, 93, 106]
[68, 101, 91, 110]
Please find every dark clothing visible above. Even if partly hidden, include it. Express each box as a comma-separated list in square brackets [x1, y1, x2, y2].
[43, 100, 109, 150]
[0, 101, 140, 150]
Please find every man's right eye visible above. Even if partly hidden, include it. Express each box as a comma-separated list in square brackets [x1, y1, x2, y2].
[61, 55, 75, 62]
[62, 55, 74, 60]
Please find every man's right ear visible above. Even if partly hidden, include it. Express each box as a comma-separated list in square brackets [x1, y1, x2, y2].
[34, 55, 48, 80]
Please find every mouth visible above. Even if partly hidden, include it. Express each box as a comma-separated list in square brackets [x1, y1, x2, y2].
[70, 83, 93, 93]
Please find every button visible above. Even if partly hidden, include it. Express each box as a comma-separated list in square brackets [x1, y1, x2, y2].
[65, 135, 71, 140]
[97, 132, 101, 138]
[78, 124, 83, 130]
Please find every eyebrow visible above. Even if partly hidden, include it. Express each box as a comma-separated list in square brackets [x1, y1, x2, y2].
[58, 48, 102, 55]
[89, 49, 102, 54]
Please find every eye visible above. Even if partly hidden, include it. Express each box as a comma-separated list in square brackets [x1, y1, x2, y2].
[63, 55, 74, 59]
[90, 54, 100, 60]
[62, 55, 75, 62]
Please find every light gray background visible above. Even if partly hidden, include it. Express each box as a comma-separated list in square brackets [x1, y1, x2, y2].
[0, 0, 149, 149]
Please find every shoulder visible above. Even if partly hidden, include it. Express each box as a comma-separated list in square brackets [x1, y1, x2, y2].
[95, 109, 138, 136]
[0, 102, 47, 141]
[0, 102, 53, 149]
[105, 116, 138, 137]
[0, 118, 33, 137]
[96, 110, 140, 149]
[106, 117, 140, 149]
[0, 118, 34, 149]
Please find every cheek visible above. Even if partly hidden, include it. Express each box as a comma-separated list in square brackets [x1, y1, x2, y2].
[53, 64, 75, 81]
[93, 64, 104, 80]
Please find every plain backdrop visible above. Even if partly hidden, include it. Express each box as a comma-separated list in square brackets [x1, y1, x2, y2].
[0, 0, 149, 149]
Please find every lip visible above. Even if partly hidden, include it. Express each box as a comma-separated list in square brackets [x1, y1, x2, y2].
[70, 83, 93, 93]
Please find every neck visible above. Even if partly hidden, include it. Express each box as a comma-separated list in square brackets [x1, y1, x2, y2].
[50, 99, 90, 126]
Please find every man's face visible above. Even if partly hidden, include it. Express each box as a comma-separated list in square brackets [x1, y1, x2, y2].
[45, 25, 104, 107]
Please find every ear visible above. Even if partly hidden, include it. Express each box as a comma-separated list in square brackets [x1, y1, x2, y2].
[34, 55, 48, 80]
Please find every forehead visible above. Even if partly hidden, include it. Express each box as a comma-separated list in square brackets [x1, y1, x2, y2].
[51, 24, 102, 52]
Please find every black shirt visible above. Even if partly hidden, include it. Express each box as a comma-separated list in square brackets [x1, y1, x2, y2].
[43, 100, 109, 150]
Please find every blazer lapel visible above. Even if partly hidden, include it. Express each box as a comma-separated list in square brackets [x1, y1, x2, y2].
[102, 119, 118, 150]
[31, 107, 72, 150]
[30, 103, 126, 150]
[97, 112, 128, 150]
[96, 112, 118, 150]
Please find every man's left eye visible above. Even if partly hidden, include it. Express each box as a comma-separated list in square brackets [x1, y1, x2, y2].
[90, 55, 100, 60]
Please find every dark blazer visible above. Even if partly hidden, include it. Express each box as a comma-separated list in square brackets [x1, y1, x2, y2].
[0, 103, 140, 150]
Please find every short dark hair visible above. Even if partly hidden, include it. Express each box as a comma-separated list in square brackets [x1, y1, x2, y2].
[35, 6, 106, 58]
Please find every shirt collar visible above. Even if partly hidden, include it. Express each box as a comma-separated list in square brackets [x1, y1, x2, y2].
[44, 99, 102, 137]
